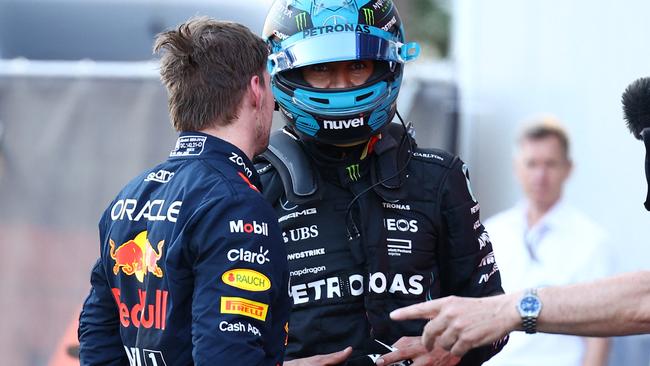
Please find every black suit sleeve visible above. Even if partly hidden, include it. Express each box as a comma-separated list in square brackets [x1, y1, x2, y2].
[438, 158, 508, 364]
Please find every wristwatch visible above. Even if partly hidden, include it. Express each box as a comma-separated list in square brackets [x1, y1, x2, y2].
[517, 288, 542, 334]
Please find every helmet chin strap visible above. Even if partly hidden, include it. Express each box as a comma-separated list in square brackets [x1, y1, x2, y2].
[642, 128, 650, 211]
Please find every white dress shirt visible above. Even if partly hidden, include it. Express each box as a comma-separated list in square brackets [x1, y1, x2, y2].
[483, 199, 611, 366]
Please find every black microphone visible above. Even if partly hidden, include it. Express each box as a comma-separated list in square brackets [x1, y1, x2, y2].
[621, 77, 650, 211]
[622, 77, 650, 140]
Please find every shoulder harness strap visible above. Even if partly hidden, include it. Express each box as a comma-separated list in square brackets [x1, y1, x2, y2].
[258, 127, 320, 204]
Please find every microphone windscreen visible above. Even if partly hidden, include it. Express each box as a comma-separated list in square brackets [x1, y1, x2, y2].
[622, 77, 650, 140]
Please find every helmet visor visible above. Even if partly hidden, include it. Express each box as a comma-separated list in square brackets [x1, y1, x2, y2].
[268, 31, 418, 76]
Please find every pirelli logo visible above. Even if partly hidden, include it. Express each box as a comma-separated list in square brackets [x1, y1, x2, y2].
[221, 296, 269, 321]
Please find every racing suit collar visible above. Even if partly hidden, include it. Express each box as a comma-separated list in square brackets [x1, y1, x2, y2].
[301, 138, 377, 187]
[169, 131, 262, 190]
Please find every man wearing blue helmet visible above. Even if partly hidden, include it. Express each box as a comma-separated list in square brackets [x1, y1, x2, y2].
[257, 1, 507, 365]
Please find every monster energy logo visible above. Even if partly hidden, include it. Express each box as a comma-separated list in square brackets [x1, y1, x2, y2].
[373, 0, 392, 12]
[346, 164, 361, 181]
[362, 9, 375, 25]
[296, 12, 308, 31]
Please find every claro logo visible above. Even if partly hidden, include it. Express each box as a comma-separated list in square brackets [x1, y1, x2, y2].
[323, 117, 364, 130]
[227, 246, 270, 265]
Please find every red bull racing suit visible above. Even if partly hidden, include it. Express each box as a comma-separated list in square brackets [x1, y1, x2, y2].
[256, 125, 507, 365]
[79, 132, 290, 366]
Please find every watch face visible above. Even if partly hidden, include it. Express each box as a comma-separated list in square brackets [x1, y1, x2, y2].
[520, 296, 540, 315]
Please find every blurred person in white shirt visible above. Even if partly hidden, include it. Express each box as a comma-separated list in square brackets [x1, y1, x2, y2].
[483, 117, 611, 366]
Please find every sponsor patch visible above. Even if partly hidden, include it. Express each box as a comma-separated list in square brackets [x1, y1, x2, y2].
[289, 266, 326, 277]
[279, 207, 317, 222]
[387, 238, 412, 256]
[112, 288, 168, 330]
[144, 169, 175, 183]
[170, 135, 206, 157]
[111, 199, 182, 223]
[287, 248, 325, 261]
[283, 225, 319, 243]
[229, 152, 253, 178]
[384, 218, 418, 233]
[382, 202, 411, 211]
[381, 15, 397, 31]
[479, 251, 495, 267]
[124, 347, 167, 366]
[221, 296, 269, 321]
[219, 320, 261, 336]
[413, 151, 444, 161]
[478, 263, 500, 284]
[290, 273, 424, 304]
[229, 220, 269, 236]
[227, 246, 270, 265]
[323, 117, 365, 130]
[109, 231, 164, 282]
[222, 269, 271, 292]
[478, 231, 491, 250]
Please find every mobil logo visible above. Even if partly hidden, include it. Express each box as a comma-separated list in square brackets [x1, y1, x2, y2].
[229, 220, 269, 236]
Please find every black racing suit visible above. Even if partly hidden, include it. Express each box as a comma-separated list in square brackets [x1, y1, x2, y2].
[256, 124, 507, 365]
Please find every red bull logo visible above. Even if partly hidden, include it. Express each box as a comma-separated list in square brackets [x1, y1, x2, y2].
[110, 231, 164, 283]
[112, 288, 168, 330]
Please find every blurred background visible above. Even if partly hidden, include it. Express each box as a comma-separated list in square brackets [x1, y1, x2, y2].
[0, 0, 648, 365]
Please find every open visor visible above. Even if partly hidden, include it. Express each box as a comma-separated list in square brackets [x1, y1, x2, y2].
[268, 31, 420, 76]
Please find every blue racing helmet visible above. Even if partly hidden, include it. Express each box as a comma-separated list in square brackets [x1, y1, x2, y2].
[263, 0, 420, 145]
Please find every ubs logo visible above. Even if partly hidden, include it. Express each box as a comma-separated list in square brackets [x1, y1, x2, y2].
[283, 225, 319, 243]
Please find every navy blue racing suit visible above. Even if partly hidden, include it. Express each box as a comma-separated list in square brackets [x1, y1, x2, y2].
[79, 132, 290, 366]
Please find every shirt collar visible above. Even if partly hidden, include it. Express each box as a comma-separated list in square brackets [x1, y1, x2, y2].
[517, 198, 567, 237]
[169, 131, 261, 190]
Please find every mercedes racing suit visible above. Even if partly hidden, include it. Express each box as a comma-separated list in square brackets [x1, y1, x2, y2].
[79, 132, 290, 366]
[256, 125, 506, 365]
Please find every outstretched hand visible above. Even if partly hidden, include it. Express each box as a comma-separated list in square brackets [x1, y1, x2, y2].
[389, 295, 517, 357]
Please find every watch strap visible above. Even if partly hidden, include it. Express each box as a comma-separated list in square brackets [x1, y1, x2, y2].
[522, 315, 537, 334]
